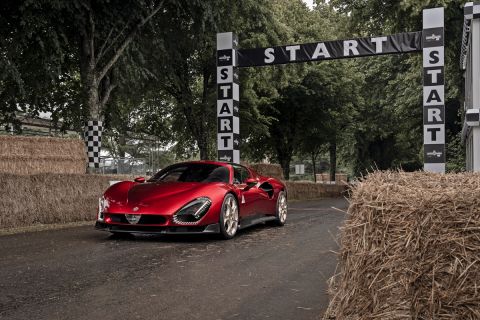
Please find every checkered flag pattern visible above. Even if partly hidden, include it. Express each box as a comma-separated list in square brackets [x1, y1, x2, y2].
[461, 3, 480, 69]
[464, 2, 480, 20]
[84, 120, 103, 168]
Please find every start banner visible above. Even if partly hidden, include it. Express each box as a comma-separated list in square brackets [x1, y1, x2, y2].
[237, 31, 422, 67]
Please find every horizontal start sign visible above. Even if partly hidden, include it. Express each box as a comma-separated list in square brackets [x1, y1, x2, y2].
[217, 7, 444, 172]
[237, 32, 422, 67]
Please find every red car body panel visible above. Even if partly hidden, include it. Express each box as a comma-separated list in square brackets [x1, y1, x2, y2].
[96, 161, 286, 234]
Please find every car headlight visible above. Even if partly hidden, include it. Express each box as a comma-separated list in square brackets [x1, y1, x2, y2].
[174, 197, 211, 224]
[98, 197, 109, 221]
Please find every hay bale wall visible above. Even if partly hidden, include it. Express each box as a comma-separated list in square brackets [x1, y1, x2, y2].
[248, 163, 284, 180]
[0, 173, 134, 229]
[0, 171, 344, 230]
[247, 163, 345, 199]
[286, 181, 346, 200]
[0, 135, 86, 174]
[324, 171, 480, 319]
[316, 173, 348, 184]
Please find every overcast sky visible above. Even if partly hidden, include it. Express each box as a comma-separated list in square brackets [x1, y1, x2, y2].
[303, 0, 314, 9]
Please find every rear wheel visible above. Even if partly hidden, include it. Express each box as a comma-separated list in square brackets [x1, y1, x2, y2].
[273, 191, 288, 226]
[219, 194, 239, 239]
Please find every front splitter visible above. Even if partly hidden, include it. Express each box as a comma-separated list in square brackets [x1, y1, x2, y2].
[95, 221, 220, 234]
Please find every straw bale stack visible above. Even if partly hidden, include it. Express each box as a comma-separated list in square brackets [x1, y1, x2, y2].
[0, 135, 86, 174]
[0, 173, 134, 229]
[286, 181, 346, 200]
[247, 163, 345, 198]
[249, 163, 284, 180]
[323, 171, 480, 319]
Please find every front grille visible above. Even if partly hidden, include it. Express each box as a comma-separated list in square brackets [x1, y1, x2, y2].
[139, 215, 167, 225]
[109, 214, 129, 224]
[106, 214, 167, 225]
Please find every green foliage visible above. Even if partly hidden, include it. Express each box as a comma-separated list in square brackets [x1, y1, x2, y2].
[328, 0, 465, 175]
[0, 0, 467, 175]
[0, 0, 82, 130]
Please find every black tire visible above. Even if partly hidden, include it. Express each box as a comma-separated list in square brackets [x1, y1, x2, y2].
[219, 194, 239, 240]
[273, 191, 288, 226]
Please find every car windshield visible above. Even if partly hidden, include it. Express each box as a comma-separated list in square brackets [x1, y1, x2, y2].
[148, 163, 229, 183]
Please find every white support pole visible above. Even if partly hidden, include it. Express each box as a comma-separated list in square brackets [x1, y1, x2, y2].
[471, 18, 480, 171]
[462, 3, 480, 172]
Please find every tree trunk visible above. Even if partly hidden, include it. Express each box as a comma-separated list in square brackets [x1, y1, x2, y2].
[281, 158, 290, 180]
[118, 134, 127, 174]
[77, 2, 162, 173]
[198, 67, 212, 160]
[198, 138, 208, 160]
[329, 140, 336, 183]
[312, 151, 317, 183]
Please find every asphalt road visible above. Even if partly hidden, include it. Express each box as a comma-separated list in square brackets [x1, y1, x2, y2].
[0, 198, 347, 320]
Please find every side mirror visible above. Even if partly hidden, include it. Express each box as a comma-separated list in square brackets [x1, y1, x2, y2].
[134, 177, 145, 183]
[244, 178, 257, 190]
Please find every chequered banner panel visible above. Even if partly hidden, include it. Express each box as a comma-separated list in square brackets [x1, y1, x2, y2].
[422, 8, 445, 173]
[84, 120, 103, 168]
[464, 2, 480, 19]
[217, 32, 240, 164]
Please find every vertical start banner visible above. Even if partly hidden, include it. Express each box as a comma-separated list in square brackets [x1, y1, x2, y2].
[217, 32, 240, 163]
[423, 7, 445, 173]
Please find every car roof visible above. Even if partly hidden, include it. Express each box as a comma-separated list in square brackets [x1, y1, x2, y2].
[177, 160, 250, 170]
[162, 161, 262, 178]
[177, 160, 233, 167]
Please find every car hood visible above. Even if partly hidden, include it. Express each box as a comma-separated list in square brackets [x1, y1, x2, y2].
[105, 181, 223, 215]
[126, 182, 204, 205]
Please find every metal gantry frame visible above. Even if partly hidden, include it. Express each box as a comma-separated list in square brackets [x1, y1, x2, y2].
[461, 2, 480, 171]
[217, 7, 446, 173]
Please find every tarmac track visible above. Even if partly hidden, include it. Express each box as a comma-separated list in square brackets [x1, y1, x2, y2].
[0, 198, 347, 320]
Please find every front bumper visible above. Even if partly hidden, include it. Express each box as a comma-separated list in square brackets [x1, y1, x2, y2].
[95, 221, 220, 235]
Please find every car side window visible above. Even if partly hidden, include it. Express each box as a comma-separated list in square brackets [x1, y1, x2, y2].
[233, 166, 250, 184]
[233, 166, 241, 184]
[241, 167, 250, 182]
[159, 167, 186, 182]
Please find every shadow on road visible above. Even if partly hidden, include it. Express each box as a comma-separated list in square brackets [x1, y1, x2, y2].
[104, 222, 278, 243]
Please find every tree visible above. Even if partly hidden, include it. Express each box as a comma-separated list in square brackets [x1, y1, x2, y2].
[331, 0, 465, 173]
[137, 0, 285, 160]
[267, 84, 309, 180]
[73, 0, 164, 122]
[0, 0, 83, 131]
[298, 61, 361, 181]
[1, 0, 167, 124]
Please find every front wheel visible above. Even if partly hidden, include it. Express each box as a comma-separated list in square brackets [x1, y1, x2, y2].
[219, 194, 239, 239]
[273, 191, 288, 226]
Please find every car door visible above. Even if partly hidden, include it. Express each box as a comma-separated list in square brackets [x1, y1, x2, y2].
[232, 165, 263, 217]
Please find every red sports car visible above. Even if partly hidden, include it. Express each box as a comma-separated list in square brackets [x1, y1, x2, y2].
[95, 161, 288, 239]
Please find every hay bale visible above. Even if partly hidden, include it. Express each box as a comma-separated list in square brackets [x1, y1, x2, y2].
[324, 171, 480, 319]
[286, 181, 346, 200]
[316, 173, 348, 184]
[249, 163, 284, 180]
[0, 135, 86, 174]
[0, 173, 136, 229]
[0, 170, 344, 229]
